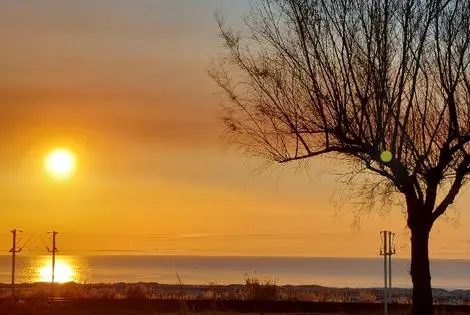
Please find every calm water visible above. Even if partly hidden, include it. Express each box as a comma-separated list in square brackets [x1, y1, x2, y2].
[0, 255, 469, 290]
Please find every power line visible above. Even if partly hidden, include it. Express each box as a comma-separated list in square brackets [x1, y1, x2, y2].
[18, 233, 34, 251]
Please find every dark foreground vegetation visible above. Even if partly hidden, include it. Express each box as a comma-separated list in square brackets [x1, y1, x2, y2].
[0, 280, 470, 314]
[1, 298, 470, 315]
[1, 281, 470, 304]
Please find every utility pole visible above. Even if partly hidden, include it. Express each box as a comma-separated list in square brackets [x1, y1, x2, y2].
[47, 231, 58, 297]
[388, 232, 394, 304]
[380, 231, 396, 315]
[9, 229, 22, 301]
[381, 231, 388, 315]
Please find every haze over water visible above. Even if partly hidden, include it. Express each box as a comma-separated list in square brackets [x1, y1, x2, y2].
[1, 255, 470, 290]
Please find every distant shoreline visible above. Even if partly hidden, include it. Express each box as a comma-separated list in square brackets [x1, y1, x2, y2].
[1, 282, 469, 292]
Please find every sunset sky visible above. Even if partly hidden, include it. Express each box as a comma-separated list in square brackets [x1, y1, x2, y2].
[1, 0, 470, 259]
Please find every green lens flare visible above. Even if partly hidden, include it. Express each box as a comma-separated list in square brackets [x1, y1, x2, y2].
[380, 151, 393, 163]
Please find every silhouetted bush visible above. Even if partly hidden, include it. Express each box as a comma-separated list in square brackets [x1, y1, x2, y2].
[244, 277, 278, 300]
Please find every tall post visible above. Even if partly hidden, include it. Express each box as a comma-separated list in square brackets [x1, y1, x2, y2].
[380, 231, 397, 315]
[47, 231, 58, 298]
[9, 229, 22, 301]
[52, 232, 56, 284]
[381, 231, 389, 315]
[388, 232, 393, 304]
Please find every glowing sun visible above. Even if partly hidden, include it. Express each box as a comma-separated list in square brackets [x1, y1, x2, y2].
[38, 260, 75, 283]
[44, 148, 76, 180]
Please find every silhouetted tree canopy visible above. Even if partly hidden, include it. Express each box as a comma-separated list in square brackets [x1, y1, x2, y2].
[210, 1, 470, 314]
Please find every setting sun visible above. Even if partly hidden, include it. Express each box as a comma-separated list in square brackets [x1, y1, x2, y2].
[38, 260, 76, 283]
[44, 148, 76, 180]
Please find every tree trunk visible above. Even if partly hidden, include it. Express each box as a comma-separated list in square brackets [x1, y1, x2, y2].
[410, 225, 433, 315]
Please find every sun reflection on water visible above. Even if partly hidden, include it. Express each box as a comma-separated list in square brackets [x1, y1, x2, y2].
[38, 260, 74, 283]
[32, 256, 87, 283]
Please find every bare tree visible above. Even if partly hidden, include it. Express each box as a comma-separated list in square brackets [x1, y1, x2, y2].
[209, 0, 470, 313]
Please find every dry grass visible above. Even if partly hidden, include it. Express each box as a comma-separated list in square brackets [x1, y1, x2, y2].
[0, 281, 466, 305]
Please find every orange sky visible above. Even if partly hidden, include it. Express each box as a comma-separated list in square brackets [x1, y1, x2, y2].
[1, 0, 469, 259]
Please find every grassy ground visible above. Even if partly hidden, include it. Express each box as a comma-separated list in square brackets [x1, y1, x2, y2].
[1, 299, 470, 315]
[0, 280, 469, 315]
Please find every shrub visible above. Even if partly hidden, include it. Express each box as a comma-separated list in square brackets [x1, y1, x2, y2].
[244, 277, 278, 301]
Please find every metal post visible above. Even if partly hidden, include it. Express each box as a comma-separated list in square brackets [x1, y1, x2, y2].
[47, 231, 58, 298]
[9, 229, 22, 301]
[380, 231, 397, 315]
[11, 230, 16, 299]
[388, 231, 392, 304]
[382, 231, 388, 315]
[52, 232, 56, 284]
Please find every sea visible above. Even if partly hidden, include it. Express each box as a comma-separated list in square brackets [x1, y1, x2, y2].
[0, 255, 469, 290]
